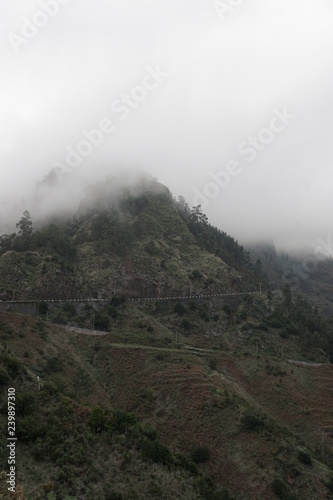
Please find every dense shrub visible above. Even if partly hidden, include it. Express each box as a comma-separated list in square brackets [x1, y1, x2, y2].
[180, 318, 191, 330]
[16, 392, 35, 417]
[326, 477, 333, 493]
[199, 304, 210, 322]
[94, 312, 110, 331]
[38, 301, 49, 315]
[209, 358, 218, 370]
[110, 296, 127, 307]
[271, 478, 292, 499]
[112, 410, 137, 433]
[191, 446, 211, 464]
[190, 270, 203, 280]
[298, 450, 312, 466]
[89, 406, 106, 433]
[17, 416, 47, 442]
[223, 304, 232, 316]
[0, 354, 22, 378]
[195, 475, 230, 500]
[241, 414, 265, 432]
[45, 355, 63, 373]
[105, 492, 123, 500]
[0, 367, 9, 386]
[141, 438, 174, 465]
[174, 303, 186, 316]
[174, 453, 199, 476]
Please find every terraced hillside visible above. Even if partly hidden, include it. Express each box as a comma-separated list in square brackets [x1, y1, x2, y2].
[1, 292, 333, 499]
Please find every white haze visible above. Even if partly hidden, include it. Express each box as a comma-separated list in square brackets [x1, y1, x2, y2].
[1, 0, 333, 252]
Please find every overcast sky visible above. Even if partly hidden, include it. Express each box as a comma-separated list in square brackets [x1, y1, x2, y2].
[1, 0, 333, 251]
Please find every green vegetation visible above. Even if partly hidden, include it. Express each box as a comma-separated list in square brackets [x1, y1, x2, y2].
[0, 213, 77, 261]
[0, 342, 230, 499]
[0, 178, 333, 498]
[271, 478, 294, 500]
[191, 446, 211, 464]
[175, 197, 251, 269]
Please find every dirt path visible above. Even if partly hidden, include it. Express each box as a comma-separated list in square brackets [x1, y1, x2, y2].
[55, 325, 330, 364]
[54, 324, 216, 355]
[287, 359, 325, 367]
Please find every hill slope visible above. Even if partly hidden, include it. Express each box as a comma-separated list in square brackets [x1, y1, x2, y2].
[1, 308, 333, 499]
[1, 176, 333, 499]
[0, 178, 253, 302]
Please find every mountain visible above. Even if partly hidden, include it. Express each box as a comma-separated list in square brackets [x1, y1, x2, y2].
[0, 177, 254, 302]
[250, 241, 333, 317]
[1, 176, 333, 499]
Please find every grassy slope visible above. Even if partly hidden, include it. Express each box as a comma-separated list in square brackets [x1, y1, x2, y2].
[1, 307, 333, 499]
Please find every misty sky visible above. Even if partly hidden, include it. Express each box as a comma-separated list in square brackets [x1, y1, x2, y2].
[1, 0, 333, 251]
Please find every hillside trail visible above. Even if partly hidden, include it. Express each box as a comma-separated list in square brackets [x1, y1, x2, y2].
[286, 359, 325, 367]
[54, 324, 330, 365]
[55, 324, 215, 355]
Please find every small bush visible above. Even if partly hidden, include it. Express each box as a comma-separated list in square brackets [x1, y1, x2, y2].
[0, 354, 22, 378]
[174, 302, 186, 316]
[326, 477, 333, 493]
[107, 305, 119, 319]
[199, 305, 210, 322]
[89, 406, 106, 433]
[94, 312, 109, 331]
[38, 301, 49, 315]
[62, 302, 77, 318]
[195, 475, 230, 500]
[180, 318, 191, 330]
[141, 438, 173, 465]
[191, 446, 211, 464]
[45, 355, 63, 373]
[271, 478, 291, 499]
[190, 270, 202, 280]
[0, 367, 9, 386]
[17, 416, 46, 442]
[174, 453, 199, 476]
[110, 295, 126, 307]
[279, 329, 289, 339]
[112, 410, 137, 433]
[223, 304, 232, 316]
[209, 358, 218, 370]
[241, 414, 264, 432]
[268, 317, 283, 328]
[106, 492, 123, 500]
[155, 353, 167, 361]
[298, 450, 312, 466]
[16, 392, 35, 417]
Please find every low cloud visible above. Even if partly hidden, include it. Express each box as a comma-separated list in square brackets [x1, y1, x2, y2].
[1, 0, 333, 252]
